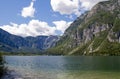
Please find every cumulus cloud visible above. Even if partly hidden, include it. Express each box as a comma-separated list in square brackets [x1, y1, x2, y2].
[51, 0, 81, 16]
[0, 20, 71, 37]
[51, 0, 107, 16]
[21, 0, 35, 18]
[53, 20, 72, 33]
[80, 0, 108, 10]
[0, 20, 56, 37]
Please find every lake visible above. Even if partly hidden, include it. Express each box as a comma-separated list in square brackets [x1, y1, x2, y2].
[4, 56, 120, 79]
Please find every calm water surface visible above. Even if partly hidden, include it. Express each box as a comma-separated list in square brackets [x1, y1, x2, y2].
[4, 56, 120, 79]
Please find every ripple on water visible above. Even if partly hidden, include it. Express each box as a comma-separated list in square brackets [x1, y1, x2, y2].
[4, 56, 120, 79]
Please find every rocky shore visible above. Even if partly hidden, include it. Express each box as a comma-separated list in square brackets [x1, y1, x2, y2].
[2, 70, 23, 79]
[1, 69, 53, 79]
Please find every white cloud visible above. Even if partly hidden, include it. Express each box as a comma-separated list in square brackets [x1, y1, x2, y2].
[0, 20, 56, 37]
[80, 0, 108, 10]
[51, 0, 108, 16]
[21, 0, 35, 18]
[0, 20, 71, 37]
[51, 0, 81, 16]
[53, 20, 72, 33]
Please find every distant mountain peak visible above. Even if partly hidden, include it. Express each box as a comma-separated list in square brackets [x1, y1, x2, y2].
[0, 29, 59, 53]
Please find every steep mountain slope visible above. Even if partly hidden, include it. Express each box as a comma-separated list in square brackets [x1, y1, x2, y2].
[48, 0, 120, 55]
[0, 28, 59, 53]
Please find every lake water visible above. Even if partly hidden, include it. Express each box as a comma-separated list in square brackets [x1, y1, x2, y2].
[4, 56, 120, 79]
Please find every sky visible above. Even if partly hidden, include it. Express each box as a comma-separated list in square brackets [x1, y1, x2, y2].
[0, 0, 107, 37]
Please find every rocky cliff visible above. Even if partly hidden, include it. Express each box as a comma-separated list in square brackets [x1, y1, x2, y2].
[48, 0, 120, 55]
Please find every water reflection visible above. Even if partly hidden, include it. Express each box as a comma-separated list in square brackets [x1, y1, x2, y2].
[61, 56, 120, 71]
[4, 56, 120, 79]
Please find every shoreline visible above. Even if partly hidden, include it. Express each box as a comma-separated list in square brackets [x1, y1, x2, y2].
[2, 69, 23, 79]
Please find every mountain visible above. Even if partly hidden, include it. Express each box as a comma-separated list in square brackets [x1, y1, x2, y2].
[48, 0, 120, 55]
[0, 28, 59, 53]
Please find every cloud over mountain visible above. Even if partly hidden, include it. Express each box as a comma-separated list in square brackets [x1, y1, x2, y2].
[80, 0, 108, 10]
[0, 20, 71, 37]
[51, 0, 108, 16]
[0, 0, 107, 37]
[53, 20, 72, 33]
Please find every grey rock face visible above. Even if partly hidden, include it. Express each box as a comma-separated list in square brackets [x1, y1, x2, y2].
[44, 35, 59, 49]
[118, 0, 120, 5]
[108, 30, 120, 43]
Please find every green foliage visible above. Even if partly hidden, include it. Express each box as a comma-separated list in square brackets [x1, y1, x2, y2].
[81, 11, 115, 30]
[47, 11, 118, 55]
[47, 33, 76, 55]
[92, 31, 108, 50]
[66, 13, 87, 33]
[44, 0, 120, 56]
[113, 18, 120, 32]
[98, 11, 114, 23]
[98, 12, 115, 24]
[69, 42, 91, 55]
[71, 45, 88, 55]
[0, 51, 44, 56]
[94, 40, 120, 55]
[46, 46, 64, 55]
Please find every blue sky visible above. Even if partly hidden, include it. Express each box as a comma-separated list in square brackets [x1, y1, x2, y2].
[0, 0, 107, 37]
[0, 0, 69, 25]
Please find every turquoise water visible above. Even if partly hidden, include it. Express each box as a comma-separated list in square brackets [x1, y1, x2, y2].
[5, 56, 120, 79]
